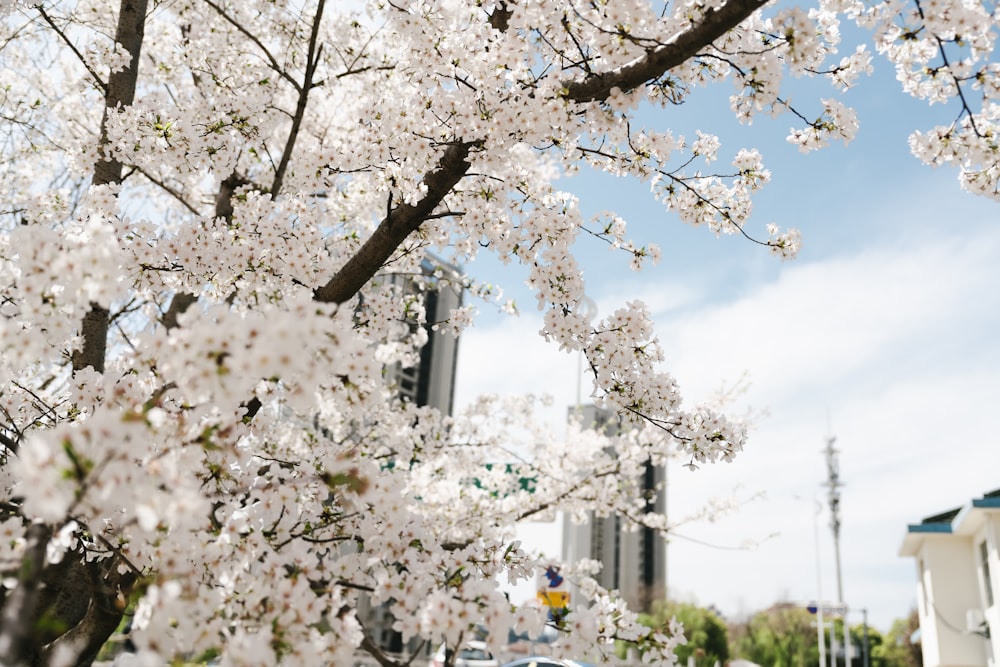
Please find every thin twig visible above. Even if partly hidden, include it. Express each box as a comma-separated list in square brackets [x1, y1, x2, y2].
[133, 165, 202, 216]
[271, 0, 327, 196]
[200, 0, 302, 92]
[36, 5, 108, 94]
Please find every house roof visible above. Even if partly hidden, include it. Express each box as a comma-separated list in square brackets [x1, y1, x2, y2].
[899, 488, 1000, 556]
[915, 507, 962, 530]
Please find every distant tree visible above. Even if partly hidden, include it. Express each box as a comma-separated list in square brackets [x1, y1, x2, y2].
[731, 604, 820, 667]
[874, 610, 923, 667]
[626, 600, 730, 667]
[733, 606, 921, 667]
[832, 617, 865, 667]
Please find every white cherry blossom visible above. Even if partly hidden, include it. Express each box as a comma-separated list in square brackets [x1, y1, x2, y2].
[0, 0, 997, 665]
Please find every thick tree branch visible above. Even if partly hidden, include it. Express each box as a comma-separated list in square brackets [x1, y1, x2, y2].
[71, 304, 111, 373]
[489, 1, 512, 31]
[0, 523, 52, 666]
[75, 0, 149, 375]
[38, 565, 135, 667]
[313, 141, 474, 304]
[360, 630, 404, 667]
[563, 0, 770, 103]
[33, 2, 152, 664]
[162, 292, 198, 330]
[94, 0, 148, 189]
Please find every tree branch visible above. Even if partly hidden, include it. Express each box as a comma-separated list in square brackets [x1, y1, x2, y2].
[94, 0, 148, 188]
[200, 0, 302, 92]
[360, 629, 404, 667]
[38, 564, 134, 667]
[313, 141, 474, 304]
[72, 303, 111, 373]
[133, 164, 201, 216]
[563, 0, 770, 103]
[41, 2, 150, 663]
[489, 1, 512, 31]
[75, 0, 149, 375]
[270, 0, 326, 197]
[162, 292, 197, 330]
[36, 5, 108, 94]
[0, 523, 52, 666]
[0, 430, 18, 455]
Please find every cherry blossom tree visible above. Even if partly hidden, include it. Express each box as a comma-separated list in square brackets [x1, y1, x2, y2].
[0, 0, 995, 665]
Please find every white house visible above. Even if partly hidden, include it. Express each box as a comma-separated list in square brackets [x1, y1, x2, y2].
[900, 489, 1000, 667]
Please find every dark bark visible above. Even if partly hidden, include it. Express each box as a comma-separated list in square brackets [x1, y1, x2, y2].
[162, 292, 198, 330]
[93, 0, 148, 189]
[0, 524, 52, 666]
[271, 0, 327, 197]
[7, 2, 153, 666]
[37, 564, 135, 667]
[360, 630, 405, 667]
[563, 0, 770, 102]
[489, 2, 512, 31]
[313, 141, 475, 305]
[73, 0, 148, 375]
[71, 304, 111, 374]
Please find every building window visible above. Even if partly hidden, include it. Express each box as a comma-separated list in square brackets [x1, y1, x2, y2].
[590, 512, 603, 565]
[980, 540, 994, 608]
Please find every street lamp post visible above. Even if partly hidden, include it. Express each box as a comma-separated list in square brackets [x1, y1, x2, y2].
[798, 494, 828, 667]
[813, 499, 827, 667]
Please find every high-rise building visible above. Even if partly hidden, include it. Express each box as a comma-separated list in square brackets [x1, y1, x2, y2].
[381, 257, 462, 415]
[562, 405, 667, 612]
[363, 257, 463, 654]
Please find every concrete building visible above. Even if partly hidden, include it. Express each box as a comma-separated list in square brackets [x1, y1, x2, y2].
[900, 489, 1000, 667]
[364, 257, 463, 653]
[562, 405, 667, 612]
[381, 258, 462, 415]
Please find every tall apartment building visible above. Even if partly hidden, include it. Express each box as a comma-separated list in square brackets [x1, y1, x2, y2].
[561, 404, 667, 612]
[364, 257, 463, 653]
[900, 489, 1000, 667]
[381, 257, 462, 415]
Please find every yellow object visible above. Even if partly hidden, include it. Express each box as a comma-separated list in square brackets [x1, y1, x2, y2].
[536, 591, 570, 608]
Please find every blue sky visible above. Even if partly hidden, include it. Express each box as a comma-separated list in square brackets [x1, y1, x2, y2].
[452, 23, 1000, 632]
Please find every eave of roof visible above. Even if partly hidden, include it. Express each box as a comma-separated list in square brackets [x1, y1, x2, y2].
[900, 487, 1000, 556]
[907, 523, 953, 534]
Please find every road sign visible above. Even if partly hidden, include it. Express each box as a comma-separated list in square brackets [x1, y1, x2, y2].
[806, 602, 848, 616]
[537, 566, 569, 608]
[537, 591, 570, 608]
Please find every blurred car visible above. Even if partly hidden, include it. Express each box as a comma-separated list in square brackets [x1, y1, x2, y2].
[429, 640, 500, 667]
[500, 659, 585, 667]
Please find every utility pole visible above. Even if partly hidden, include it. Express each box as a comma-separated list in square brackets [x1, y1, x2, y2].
[862, 609, 870, 667]
[823, 436, 850, 667]
[813, 500, 827, 667]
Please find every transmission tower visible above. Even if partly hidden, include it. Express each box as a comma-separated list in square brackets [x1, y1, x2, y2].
[823, 436, 844, 604]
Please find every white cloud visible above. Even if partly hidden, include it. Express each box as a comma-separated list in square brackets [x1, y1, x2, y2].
[661, 229, 1000, 401]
